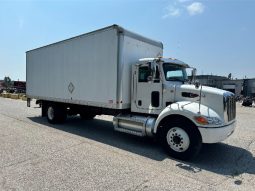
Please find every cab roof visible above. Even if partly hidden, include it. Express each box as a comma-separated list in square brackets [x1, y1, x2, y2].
[139, 57, 190, 68]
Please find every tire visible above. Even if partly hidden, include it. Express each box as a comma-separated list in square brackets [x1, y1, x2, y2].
[80, 112, 96, 120]
[47, 104, 66, 124]
[158, 119, 202, 161]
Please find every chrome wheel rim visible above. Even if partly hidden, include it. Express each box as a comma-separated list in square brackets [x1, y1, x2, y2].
[47, 106, 54, 121]
[166, 127, 190, 152]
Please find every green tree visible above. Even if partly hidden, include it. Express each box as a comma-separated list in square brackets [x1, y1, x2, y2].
[3, 76, 12, 88]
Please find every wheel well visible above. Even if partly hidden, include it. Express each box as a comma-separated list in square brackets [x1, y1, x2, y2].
[157, 114, 202, 139]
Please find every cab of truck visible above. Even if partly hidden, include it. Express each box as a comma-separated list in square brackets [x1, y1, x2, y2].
[124, 57, 236, 160]
[131, 57, 190, 114]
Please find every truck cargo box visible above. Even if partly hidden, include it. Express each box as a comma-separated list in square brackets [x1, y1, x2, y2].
[26, 25, 163, 109]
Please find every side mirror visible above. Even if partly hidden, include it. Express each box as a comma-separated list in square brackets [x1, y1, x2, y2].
[191, 68, 197, 82]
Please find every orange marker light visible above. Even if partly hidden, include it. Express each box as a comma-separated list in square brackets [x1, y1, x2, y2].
[194, 116, 209, 125]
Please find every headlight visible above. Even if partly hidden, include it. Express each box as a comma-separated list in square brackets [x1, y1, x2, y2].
[194, 116, 223, 126]
[205, 116, 223, 125]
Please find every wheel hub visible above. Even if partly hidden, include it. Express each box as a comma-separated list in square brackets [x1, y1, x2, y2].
[173, 136, 181, 144]
[166, 127, 190, 152]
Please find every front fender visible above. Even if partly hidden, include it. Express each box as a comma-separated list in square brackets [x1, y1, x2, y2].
[153, 101, 221, 134]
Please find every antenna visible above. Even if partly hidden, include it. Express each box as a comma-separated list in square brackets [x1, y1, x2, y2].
[198, 85, 203, 114]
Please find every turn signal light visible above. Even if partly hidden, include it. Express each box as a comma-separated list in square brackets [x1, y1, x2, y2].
[194, 116, 209, 125]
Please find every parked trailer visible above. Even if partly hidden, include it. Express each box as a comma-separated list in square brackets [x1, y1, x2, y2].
[27, 25, 236, 160]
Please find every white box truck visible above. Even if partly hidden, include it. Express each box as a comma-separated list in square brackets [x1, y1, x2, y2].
[27, 25, 236, 160]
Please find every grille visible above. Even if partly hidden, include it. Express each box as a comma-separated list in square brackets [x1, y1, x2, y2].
[224, 93, 236, 122]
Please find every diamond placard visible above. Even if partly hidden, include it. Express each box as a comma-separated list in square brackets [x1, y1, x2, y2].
[68, 82, 75, 93]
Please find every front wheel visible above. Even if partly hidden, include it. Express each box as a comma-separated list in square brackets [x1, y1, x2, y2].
[158, 119, 202, 161]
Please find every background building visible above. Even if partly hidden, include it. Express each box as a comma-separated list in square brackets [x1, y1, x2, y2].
[13, 81, 26, 93]
[0, 79, 26, 93]
[195, 75, 227, 89]
[195, 75, 245, 97]
[243, 78, 255, 97]
[221, 79, 243, 95]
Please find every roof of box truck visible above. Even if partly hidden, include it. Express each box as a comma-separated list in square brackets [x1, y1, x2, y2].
[26, 24, 163, 53]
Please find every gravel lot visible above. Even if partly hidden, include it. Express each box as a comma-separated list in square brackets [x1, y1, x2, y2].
[0, 97, 254, 191]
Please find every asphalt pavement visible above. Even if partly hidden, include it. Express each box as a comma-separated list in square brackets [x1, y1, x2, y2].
[0, 97, 254, 190]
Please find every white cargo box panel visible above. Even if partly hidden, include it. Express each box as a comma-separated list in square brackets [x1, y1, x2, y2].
[26, 25, 163, 109]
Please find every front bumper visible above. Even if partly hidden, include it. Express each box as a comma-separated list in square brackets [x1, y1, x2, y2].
[198, 121, 236, 143]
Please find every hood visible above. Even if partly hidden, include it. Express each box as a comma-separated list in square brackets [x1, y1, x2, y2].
[178, 84, 226, 96]
[174, 84, 228, 117]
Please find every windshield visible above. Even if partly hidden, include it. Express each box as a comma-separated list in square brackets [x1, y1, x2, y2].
[163, 63, 188, 82]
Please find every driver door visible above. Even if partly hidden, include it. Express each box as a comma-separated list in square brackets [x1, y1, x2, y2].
[134, 63, 162, 113]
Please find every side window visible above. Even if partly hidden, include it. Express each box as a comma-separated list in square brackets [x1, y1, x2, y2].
[138, 66, 150, 82]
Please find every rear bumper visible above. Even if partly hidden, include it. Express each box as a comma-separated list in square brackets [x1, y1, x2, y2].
[198, 121, 236, 143]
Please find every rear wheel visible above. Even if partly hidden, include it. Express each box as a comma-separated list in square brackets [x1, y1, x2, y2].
[158, 119, 202, 161]
[47, 104, 66, 124]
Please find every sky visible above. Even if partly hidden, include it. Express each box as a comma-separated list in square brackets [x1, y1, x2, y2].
[0, 0, 254, 81]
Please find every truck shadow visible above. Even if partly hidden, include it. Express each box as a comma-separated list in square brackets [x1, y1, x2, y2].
[29, 116, 255, 177]
[176, 143, 255, 178]
[29, 116, 166, 161]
